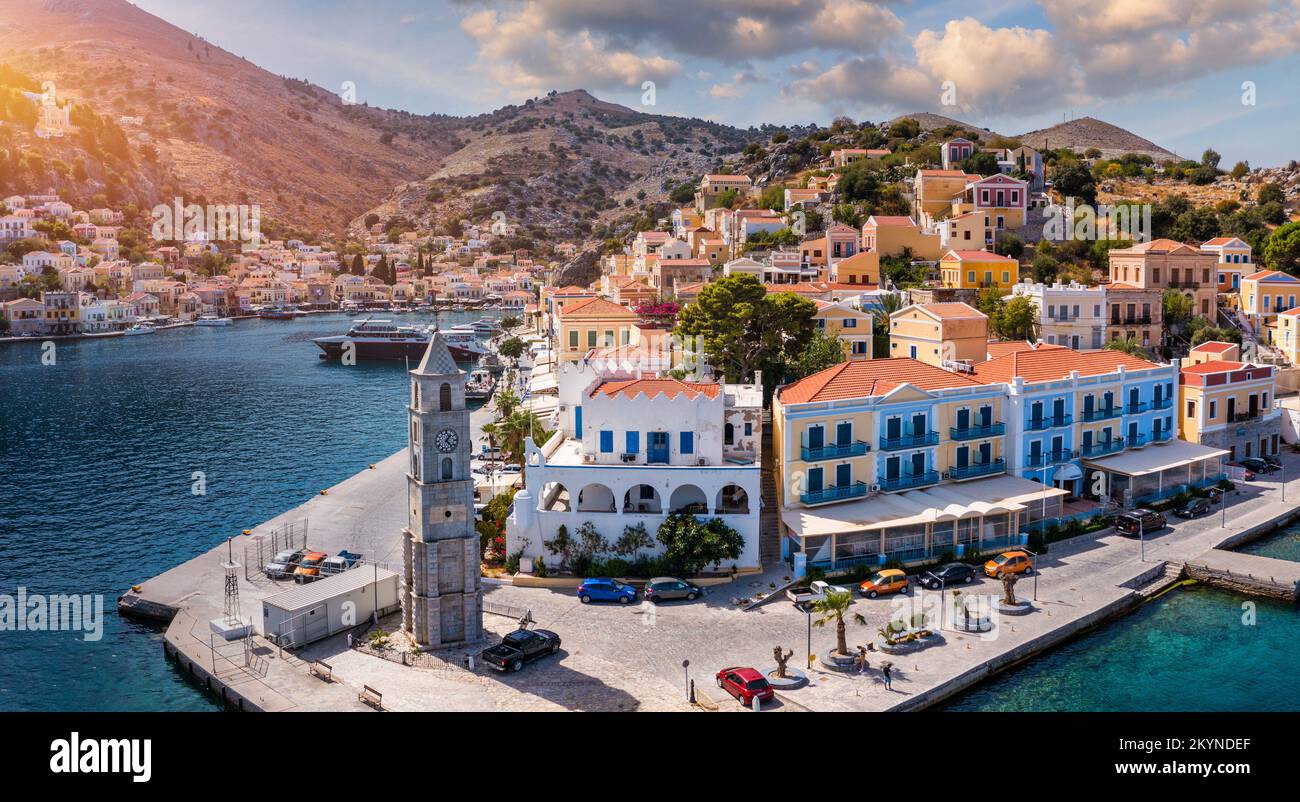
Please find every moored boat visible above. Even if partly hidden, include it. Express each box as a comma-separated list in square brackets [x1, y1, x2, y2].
[313, 319, 489, 362]
[195, 315, 232, 327]
[124, 322, 156, 336]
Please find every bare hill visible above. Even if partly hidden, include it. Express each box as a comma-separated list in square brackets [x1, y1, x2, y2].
[1016, 117, 1177, 161]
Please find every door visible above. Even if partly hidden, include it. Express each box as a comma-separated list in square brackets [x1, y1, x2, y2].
[910, 453, 926, 477]
[885, 457, 900, 481]
[979, 405, 992, 427]
[807, 425, 824, 451]
[835, 463, 851, 489]
[886, 417, 901, 441]
[1030, 402, 1043, 427]
[1227, 398, 1236, 421]
[979, 442, 992, 465]
[574, 405, 582, 438]
[807, 467, 823, 493]
[1052, 397, 1065, 423]
[1029, 440, 1042, 465]
[956, 408, 970, 432]
[1103, 391, 1115, 414]
[956, 447, 969, 469]
[1083, 394, 1095, 417]
[647, 431, 669, 464]
[836, 422, 852, 446]
[911, 413, 927, 438]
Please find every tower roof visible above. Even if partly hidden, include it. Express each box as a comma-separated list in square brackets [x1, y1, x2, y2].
[412, 330, 460, 376]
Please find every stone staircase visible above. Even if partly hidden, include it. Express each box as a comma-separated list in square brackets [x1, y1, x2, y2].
[759, 411, 782, 565]
[1132, 561, 1186, 599]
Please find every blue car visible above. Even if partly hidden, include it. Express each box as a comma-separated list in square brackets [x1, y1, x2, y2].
[577, 578, 637, 604]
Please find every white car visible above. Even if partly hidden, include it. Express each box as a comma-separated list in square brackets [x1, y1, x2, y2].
[786, 579, 852, 606]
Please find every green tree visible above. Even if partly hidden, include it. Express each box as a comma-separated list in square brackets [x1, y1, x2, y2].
[676, 273, 816, 383]
[500, 315, 521, 330]
[758, 185, 785, 211]
[1264, 222, 1300, 274]
[1105, 334, 1151, 360]
[793, 330, 846, 379]
[1030, 251, 1059, 283]
[656, 513, 743, 576]
[497, 336, 524, 362]
[1169, 207, 1220, 243]
[812, 589, 866, 657]
[1162, 288, 1193, 331]
[350, 253, 365, 276]
[997, 295, 1037, 341]
[959, 151, 1000, 176]
[1051, 162, 1096, 205]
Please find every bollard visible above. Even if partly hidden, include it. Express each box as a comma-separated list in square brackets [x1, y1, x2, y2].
[752, 694, 761, 712]
[689, 679, 696, 704]
[467, 654, 475, 671]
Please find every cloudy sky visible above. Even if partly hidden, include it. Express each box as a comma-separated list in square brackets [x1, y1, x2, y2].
[136, 0, 1300, 166]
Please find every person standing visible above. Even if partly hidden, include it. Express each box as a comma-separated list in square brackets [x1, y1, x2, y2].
[881, 661, 893, 690]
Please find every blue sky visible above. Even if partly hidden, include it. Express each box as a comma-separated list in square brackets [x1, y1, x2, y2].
[136, 0, 1300, 166]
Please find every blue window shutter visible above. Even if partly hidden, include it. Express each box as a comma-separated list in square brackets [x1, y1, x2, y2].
[574, 406, 582, 438]
[600, 431, 613, 452]
[680, 431, 694, 454]
[626, 431, 639, 453]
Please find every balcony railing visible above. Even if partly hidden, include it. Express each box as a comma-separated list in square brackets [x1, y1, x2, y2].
[1152, 397, 1173, 410]
[1080, 439, 1124, 458]
[802, 441, 870, 462]
[950, 422, 1005, 441]
[1231, 412, 1262, 423]
[1025, 449, 1076, 468]
[879, 431, 940, 451]
[1025, 414, 1071, 431]
[800, 481, 868, 505]
[947, 459, 1006, 481]
[1127, 434, 1148, 448]
[1124, 402, 1149, 415]
[1112, 316, 1153, 325]
[1151, 429, 1173, 443]
[1081, 406, 1121, 422]
[879, 470, 941, 492]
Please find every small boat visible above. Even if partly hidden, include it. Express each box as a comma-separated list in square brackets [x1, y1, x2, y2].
[465, 367, 496, 401]
[195, 315, 232, 327]
[259, 307, 297, 320]
[124, 323, 156, 336]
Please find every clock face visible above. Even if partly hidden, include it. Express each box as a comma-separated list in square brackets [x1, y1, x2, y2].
[435, 428, 459, 453]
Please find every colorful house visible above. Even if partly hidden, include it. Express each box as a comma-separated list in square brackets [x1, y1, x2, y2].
[1202, 236, 1252, 296]
[889, 302, 988, 366]
[1239, 270, 1300, 333]
[861, 215, 942, 261]
[1179, 344, 1278, 461]
[938, 249, 1019, 290]
[814, 300, 874, 361]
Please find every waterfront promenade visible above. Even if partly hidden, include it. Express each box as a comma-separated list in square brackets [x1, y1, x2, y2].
[122, 443, 1300, 712]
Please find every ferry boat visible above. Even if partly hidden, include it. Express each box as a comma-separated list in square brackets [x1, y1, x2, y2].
[313, 319, 488, 362]
[447, 318, 502, 338]
[195, 315, 232, 327]
[123, 322, 156, 336]
[259, 307, 297, 320]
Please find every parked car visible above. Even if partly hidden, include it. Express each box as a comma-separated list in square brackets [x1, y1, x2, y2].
[858, 568, 909, 598]
[577, 578, 637, 604]
[1113, 508, 1167, 537]
[715, 666, 774, 706]
[919, 562, 976, 590]
[321, 549, 363, 575]
[1174, 497, 1212, 518]
[294, 551, 329, 582]
[264, 549, 307, 579]
[480, 628, 561, 672]
[983, 550, 1034, 578]
[1263, 455, 1282, 469]
[1227, 463, 1257, 481]
[645, 577, 702, 603]
[786, 579, 852, 606]
[1240, 457, 1277, 474]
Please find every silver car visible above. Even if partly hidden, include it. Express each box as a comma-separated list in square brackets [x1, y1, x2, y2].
[645, 577, 703, 603]
[264, 549, 305, 579]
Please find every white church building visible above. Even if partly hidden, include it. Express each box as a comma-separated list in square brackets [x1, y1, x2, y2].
[507, 355, 764, 572]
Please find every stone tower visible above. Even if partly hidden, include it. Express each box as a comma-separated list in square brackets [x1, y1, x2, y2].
[402, 332, 482, 647]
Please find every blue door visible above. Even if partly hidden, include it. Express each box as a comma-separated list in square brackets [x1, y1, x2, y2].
[807, 425, 824, 450]
[910, 453, 925, 476]
[956, 447, 969, 468]
[807, 467, 823, 493]
[574, 406, 582, 438]
[647, 431, 669, 464]
[836, 422, 852, 446]
[835, 463, 851, 489]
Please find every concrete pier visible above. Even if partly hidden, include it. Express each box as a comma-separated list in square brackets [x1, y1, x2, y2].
[1185, 550, 1300, 601]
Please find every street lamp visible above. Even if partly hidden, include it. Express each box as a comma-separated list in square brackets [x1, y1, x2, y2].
[1023, 548, 1039, 601]
[804, 601, 813, 669]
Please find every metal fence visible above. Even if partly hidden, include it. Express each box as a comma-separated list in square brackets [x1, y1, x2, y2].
[243, 519, 309, 579]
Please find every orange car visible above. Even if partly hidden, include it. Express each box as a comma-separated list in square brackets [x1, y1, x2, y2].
[983, 550, 1034, 578]
[294, 551, 328, 582]
[858, 568, 909, 598]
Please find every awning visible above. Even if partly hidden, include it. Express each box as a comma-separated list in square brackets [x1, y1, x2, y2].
[1082, 439, 1228, 477]
[528, 374, 558, 392]
[781, 474, 1067, 538]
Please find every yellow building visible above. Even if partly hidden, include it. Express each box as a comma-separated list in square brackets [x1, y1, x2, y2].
[889, 302, 988, 366]
[914, 169, 972, 223]
[861, 215, 943, 261]
[938, 249, 1019, 290]
[1239, 270, 1300, 333]
[1278, 308, 1300, 365]
[555, 296, 642, 363]
[1179, 347, 1279, 461]
[831, 250, 880, 286]
[814, 300, 874, 361]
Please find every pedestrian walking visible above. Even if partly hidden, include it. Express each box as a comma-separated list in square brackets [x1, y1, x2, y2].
[856, 645, 869, 675]
[881, 661, 893, 690]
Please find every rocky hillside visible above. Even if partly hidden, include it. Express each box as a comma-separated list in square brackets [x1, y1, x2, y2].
[0, 0, 462, 236]
[1016, 117, 1176, 161]
[353, 90, 767, 245]
[887, 112, 1005, 140]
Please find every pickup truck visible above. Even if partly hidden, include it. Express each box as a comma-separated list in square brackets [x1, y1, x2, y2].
[786, 579, 852, 606]
[321, 550, 363, 576]
[479, 628, 562, 672]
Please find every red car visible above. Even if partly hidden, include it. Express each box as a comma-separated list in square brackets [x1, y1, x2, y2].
[715, 666, 774, 706]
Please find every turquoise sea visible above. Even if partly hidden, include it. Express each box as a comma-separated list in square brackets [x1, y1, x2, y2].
[0, 310, 490, 711]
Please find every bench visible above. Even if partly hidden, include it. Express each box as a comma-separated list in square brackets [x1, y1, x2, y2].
[358, 685, 383, 709]
[309, 660, 332, 682]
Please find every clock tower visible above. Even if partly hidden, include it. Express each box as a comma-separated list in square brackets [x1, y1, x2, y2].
[402, 331, 482, 647]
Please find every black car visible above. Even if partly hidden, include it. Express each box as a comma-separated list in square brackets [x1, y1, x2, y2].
[480, 628, 561, 672]
[1174, 497, 1211, 518]
[1240, 457, 1278, 474]
[919, 562, 977, 590]
[1114, 508, 1167, 536]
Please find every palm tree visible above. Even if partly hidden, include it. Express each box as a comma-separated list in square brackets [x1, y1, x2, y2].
[1105, 334, 1150, 360]
[493, 409, 551, 480]
[812, 589, 867, 657]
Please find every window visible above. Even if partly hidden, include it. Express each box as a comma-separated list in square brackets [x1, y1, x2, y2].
[604, 330, 614, 347]
[441, 457, 453, 481]
[626, 431, 639, 453]
[843, 318, 856, 328]
[679, 431, 694, 454]
[1187, 400, 1195, 418]
[569, 330, 578, 348]
[1208, 401, 1216, 420]
[745, 422, 753, 436]
[600, 430, 614, 453]
[439, 383, 452, 411]
[587, 330, 597, 347]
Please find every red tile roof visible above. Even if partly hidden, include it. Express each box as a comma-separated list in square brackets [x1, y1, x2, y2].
[780, 358, 982, 403]
[1189, 341, 1235, 354]
[1181, 360, 1249, 375]
[561, 296, 639, 318]
[865, 215, 915, 227]
[942, 250, 1017, 262]
[985, 340, 1066, 359]
[973, 348, 1162, 384]
[590, 378, 720, 401]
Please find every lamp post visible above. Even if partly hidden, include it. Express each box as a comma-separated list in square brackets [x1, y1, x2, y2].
[804, 602, 813, 669]
[1023, 548, 1039, 601]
